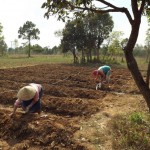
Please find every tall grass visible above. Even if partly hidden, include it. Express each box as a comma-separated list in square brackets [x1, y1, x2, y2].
[110, 112, 150, 150]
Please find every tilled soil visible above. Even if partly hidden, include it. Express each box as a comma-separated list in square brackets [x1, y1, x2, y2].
[0, 64, 145, 150]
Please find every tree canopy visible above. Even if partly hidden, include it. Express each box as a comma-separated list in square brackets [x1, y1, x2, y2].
[42, 1, 149, 21]
[61, 13, 113, 63]
[18, 21, 40, 57]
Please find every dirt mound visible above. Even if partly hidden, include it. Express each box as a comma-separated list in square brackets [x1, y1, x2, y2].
[0, 64, 142, 149]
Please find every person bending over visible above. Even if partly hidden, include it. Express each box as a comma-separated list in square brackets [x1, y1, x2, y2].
[92, 65, 111, 84]
[10, 83, 43, 117]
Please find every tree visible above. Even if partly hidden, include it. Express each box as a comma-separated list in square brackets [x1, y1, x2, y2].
[60, 13, 113, 63]
[61, 20, 78, 63]
[87, 13, 114, 61]
[42, 1, 150, 110]
[18, 21, 40, 57]
[0, 23, 7, 56]
[32, 44, 44, 54]
[107, 31, 124, 61]
[0, 40, 7, 56]
[108, 39, 122, 61]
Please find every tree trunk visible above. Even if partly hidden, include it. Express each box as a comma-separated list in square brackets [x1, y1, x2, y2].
[124, 18, 150, 111]
[72, 49, 78, 63]
[146, 59, 150, 87]
[96, 37, 102, 61]
[86, 51, 90, 62]
[89, 49, 92, 62]
[96, 48, 100, 61]
[28, 38, 31, 58]
[81, 50, 86, 63]
[81, 49, 84, 63]
[125, 50, 150, 110]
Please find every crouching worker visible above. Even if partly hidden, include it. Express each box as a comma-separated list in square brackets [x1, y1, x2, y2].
[92, 65, 111, 85]
[10, 83, 43, 117]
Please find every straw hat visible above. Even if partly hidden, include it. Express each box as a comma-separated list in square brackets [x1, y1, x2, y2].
[17, 86, 36, 100]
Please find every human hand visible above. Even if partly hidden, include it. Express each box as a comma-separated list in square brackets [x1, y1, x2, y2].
[9, 113, 15, 118]
[25, 106, 30, 113]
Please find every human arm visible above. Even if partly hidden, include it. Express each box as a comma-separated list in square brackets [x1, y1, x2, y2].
[10, 99, 21, 117]
[94, 74, 101, 83]
[10, 105, 18, 117]
[98, 70, 106, 83]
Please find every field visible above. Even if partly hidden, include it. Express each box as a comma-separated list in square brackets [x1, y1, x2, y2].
[0, 61, 148, 149]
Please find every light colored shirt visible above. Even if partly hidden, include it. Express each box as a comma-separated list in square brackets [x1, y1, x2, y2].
[14, 83, 42, 107]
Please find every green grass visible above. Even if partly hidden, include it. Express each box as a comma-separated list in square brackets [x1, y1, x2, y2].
[110, 112, 150, 150]
[0, 54, 73, 69]
[0, 54, 148, 71]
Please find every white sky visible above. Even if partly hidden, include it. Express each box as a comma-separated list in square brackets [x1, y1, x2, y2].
[0, 0, 149, 48]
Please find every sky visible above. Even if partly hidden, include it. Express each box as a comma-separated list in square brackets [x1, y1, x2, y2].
[0, 0, 149, 49]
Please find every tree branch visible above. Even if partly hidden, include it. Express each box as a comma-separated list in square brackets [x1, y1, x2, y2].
[131, 0, 139, 18]
[139, 0, 146, 14]
[44, 0, 134, 25]
[68, 0, 133, 25]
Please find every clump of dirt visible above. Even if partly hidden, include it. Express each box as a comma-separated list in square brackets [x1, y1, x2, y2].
[0, 64, 146, 149]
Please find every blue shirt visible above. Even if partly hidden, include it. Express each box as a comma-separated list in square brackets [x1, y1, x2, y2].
[98, 65, 111, 75]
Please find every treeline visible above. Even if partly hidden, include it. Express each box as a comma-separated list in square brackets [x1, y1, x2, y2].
[0, 14, 150, 64]
[8, 45, 61, 55]
[7, 43, 149, 61]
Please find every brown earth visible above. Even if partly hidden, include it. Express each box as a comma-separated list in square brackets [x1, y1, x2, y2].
[0, 64, 148, 150]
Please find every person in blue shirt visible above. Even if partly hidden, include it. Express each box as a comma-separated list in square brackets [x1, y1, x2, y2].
[92, 65, 111, 85]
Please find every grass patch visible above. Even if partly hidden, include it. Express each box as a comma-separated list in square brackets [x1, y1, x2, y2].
[0, 54, 148, 71]
[0, 54, 72, 68]
[110, 112, 150, 150]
